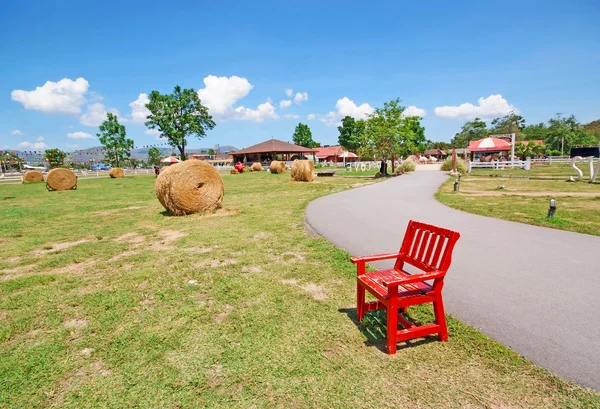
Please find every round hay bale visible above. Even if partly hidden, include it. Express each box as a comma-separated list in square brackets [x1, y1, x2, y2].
[230, 168, 239, 174]
[23, 170, 44, 183]
[155, 160, 224, 216]
[109, 167, 124, 178]
[251, 162, 263, 172]
[269, 160, 287, 174]
[46, 168, 77, 191]
[290, 160, 315, 182]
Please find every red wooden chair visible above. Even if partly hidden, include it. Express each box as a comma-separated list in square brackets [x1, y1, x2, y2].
[351, 220, 460, 354]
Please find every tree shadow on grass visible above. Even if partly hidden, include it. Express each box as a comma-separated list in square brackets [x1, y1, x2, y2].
[339, 307, 438, 353]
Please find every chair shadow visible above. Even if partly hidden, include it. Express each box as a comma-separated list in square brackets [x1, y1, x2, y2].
[339, 307, 438, 353]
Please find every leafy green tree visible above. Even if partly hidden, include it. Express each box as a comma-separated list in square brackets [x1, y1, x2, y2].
[490, 111, 526, 138]
[428, 141, 450, 151]
[292, 123, 318, 148]
[147, 147, 162, 165]
[337, 116, 366, 152]
[544, 114, 596, 155]
[401, 116, 428, 157]
[129, 158, 140, 169]
[207, 148, 216, 157]
[1, 151, 24, 172]
[522, 122, 549, 141]
[97, 113, 134, 167]
[583, 119, 600, 140]
[361, 99, 406, 166]
[43, 148, 67, 168]
[450, 118, 488, 148]
[145, 86, 215, 160]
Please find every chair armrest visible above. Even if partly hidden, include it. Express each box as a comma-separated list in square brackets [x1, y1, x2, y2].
[350, 253, 402, 264]
[382, 271, 445, 287]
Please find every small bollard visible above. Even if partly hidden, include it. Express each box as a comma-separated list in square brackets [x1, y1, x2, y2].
[547, 198, 557, 218]
[453, 179, 459, 191]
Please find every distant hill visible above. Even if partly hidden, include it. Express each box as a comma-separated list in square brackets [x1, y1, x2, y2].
[10, 144, 238, 164]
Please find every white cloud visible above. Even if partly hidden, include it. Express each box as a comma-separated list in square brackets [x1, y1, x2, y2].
[36, 137, 45, 142]
[283, 114, 300, 119]
[434, 94, 517, 119]
[233, 101, 278, 122]
[307, 113, 316, 121]
[279, 100, 292, 109]
[196, 75, 278, 122]
[19, 141, 48, 150]
[197, 75, 253, 115]
[129, 93, 151, 124]
[66, 143, 80, 149]
[404, 106, 426, 118]
[12, 130, 23, 136]
[145, 129, 162, 139]
[67, 131, 94, 139]
[11, 77, 89, 115]
[285, 89, 293, 97]
[320, 97, 374, 126]
[80, 103, 121, 126]
[293, 92, 308, 105]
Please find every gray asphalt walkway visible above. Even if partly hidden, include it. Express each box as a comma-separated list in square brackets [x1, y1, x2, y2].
[306, 171, 600, 391]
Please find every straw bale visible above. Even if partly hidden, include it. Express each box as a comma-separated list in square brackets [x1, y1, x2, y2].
[109, 167, 124, 178]
[23, 170, 43, 183]
[46, 168, 77, 191]
[155, 160, 224, 216]
[269, 161, 287, 174]
[290, 160, 315, 182]
[230, 169, 239, 174]
[251, 162, 263, 172]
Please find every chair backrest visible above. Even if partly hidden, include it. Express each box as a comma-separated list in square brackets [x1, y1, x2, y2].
[395, 220, 460, 273]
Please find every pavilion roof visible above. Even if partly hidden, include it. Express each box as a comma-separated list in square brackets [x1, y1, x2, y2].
[231, 139, 316, 155]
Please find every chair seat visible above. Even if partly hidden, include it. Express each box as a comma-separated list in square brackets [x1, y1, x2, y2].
[359, 269, 432, 299]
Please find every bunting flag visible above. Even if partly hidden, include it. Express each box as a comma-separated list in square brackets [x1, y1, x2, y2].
[3, 141, 177, 166]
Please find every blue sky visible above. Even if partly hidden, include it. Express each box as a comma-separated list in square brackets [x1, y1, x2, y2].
[1, 0, 599, 152]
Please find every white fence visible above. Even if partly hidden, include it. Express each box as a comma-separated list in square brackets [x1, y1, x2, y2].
[468, 159, 531, 172]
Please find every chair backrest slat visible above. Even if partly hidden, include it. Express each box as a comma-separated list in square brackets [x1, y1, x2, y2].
[398, 220, 460, 273]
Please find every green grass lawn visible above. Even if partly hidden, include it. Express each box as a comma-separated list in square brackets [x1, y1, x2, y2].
[470, 163, 583, 177]
[437, 175, 600, 236]
[1, 174, 599, 408]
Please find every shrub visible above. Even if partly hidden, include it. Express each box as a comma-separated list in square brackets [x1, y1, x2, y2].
[400, 159, 416, 173]
[440, 157, 468, 173]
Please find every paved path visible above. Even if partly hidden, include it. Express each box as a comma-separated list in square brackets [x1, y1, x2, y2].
[306, 171, 600, 391]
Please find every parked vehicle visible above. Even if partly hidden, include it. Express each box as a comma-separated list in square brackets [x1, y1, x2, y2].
[91, 164, 112, 171]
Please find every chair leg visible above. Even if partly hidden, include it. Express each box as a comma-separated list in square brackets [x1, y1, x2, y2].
[433, 294, 448, 342]
[356, 281, 365, 322]
[386, 305, 398, 354]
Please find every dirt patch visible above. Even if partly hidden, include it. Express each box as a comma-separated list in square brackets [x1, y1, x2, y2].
[301, 283, 327, 301]
[93, 206, 146, 216]
[278, 251, 306, 262]
[206, 364, 223, 387]
[113, 232, 145, 244]
[182, 247, 213, 254]
[80, 348, 94, 358]
[203, 208, 237, 218]
[31, 239, 89, 256]
[241, 266, 263, 274]
[109, 250, 140, 262]
[148, 230, 188, 251]
[252, 232, 272, 240]
[63, 319, 88, 329]
[281, 278, 299, 286]
[196, 259, 237, 269]
[215, 305, 233, 323]
[1, 264, 37, 279]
